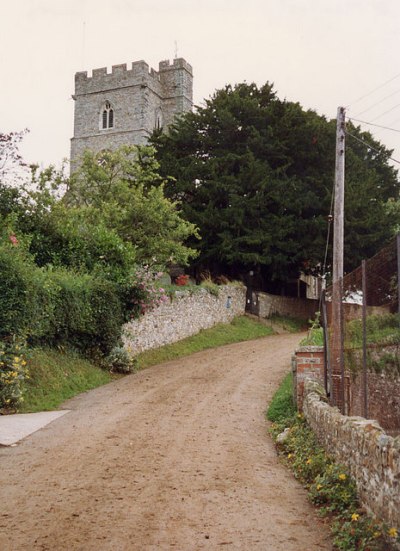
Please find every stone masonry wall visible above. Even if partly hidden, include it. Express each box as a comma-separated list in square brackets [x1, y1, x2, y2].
[122, 285, 246, 356]
[257, 292, 319, 320]
[303, 380, 400, 528]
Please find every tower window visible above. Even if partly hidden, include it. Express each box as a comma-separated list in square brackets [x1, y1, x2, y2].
[100, 101, 114, 129]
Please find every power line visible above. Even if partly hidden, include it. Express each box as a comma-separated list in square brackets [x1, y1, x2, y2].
[345, 130, 400, 165]
[370, 102, 400, 122]
[346, 72, 400, 108]
[348, 117, 400, 133]
[353, 88, 400, 117]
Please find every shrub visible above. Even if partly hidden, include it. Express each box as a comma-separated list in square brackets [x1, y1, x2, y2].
[0, 336, 29, 410]
[106, 345, 137, 373]
[0, 243, 36, 338]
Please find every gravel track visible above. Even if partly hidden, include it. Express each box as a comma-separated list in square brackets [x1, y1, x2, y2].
[0, 333, 331, 550]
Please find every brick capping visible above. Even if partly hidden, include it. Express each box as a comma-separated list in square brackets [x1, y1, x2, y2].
[292, 346, 325, 410]
[303, 380, 400, 528]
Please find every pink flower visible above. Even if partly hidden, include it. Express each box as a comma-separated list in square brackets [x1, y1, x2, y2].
[9, 234, 18, 246]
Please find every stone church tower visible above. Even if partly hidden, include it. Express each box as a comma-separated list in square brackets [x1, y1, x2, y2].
[70, 57, 193, 169]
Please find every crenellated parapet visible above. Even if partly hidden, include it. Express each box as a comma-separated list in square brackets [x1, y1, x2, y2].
[74, 60, 167, 96]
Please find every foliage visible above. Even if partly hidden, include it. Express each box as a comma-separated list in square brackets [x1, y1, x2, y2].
[345, 314, 400, 348]
[106, 345, 137, 374]
[300, 313, 324, 346]
[127, 266, 169, 316]
[309, 464, 358, 515]
[266, 372, 296, 422]
[67, 145, 199, 267]
[0, 238, 126, 357]
[20, 347, 116, 412]
[26, 203, 137, 282]
[0, 336, 29, 411]
[135, 316, 274, 370]
[152, 83, 400, 283]
[0, 130, 30, 187]
[268, 313, 307, 333]
[331, 514, 395, 551]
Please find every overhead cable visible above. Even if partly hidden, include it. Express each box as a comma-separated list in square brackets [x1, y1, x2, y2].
[346, 72, 400, 108]
[370, 102, 400, 122]
[345, 130, 400, 165]
[348, 118, 400, 133]
[353, 88, 400, 117]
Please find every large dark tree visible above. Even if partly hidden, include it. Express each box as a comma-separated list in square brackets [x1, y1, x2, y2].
[151, 83, 399, 288]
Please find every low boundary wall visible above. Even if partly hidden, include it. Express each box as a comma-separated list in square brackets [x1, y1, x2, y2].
[257, 292, 319, 320]
[303, 380, 400, 528]
[122, 284, 246, 356]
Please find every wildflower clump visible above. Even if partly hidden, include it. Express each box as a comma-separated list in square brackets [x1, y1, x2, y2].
[0, 336, 29, 411]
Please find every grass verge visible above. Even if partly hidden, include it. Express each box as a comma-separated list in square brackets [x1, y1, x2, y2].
[266, 372, 296, 421]
[269, 313, 307, 333]
[20, 348, 117, 412]
[136, 315, 274, 370]
[267, 373, 399, 550]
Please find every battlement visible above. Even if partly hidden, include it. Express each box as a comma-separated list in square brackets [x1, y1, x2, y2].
[75, 58, 192, 88]
[76, 60, 157, 82]
[158, 58, 193, 75]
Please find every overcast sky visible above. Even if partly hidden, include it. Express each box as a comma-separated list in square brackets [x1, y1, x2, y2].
[1, 0, 400, 171]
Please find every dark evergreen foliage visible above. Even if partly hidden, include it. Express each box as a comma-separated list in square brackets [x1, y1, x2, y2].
[151, 83, 400, 285]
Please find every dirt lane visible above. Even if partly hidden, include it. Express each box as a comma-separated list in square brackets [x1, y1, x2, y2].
[0, 333, 331, 550]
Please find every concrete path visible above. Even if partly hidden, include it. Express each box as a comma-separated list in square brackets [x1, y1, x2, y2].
[0, 410, 70, 446]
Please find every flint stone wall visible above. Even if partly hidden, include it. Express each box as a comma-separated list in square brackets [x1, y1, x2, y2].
[303, 380, 400, 528]
[122, 285, 246, 356]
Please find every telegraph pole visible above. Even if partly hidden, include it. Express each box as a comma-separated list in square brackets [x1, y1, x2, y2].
[331, 106, 346, 411]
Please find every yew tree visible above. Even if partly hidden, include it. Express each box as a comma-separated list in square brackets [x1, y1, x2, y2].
[151, 83, 399, 284]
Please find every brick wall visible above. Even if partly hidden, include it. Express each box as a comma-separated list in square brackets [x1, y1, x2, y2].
[122, 284, 246, 356]
[292, 346, 325, 410]
[303, 380, 400, 529]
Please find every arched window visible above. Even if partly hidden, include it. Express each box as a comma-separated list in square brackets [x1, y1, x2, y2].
[100, 101, 114, 130]
[155, 108, 163, 130]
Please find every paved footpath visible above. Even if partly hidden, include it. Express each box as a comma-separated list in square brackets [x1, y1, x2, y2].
[0, 333, 332, 550]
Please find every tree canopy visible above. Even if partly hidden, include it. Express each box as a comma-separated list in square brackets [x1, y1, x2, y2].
[151, 82, 400, 287]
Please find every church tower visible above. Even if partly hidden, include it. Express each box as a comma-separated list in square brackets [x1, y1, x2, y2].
[70, 57, 193, 169]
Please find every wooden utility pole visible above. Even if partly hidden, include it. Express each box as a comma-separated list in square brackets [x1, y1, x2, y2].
[331, 106, 346, 412]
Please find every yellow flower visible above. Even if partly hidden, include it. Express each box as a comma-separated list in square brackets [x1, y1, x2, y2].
[306, 458, 312, 465]
[338, 473, 347, 481]
[316, 484, 323, 490]
[373, 531, 381, 539]
[351, 513, 360, 522]
[388, 527, 398, 538]
[287, 453, 293, 459]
